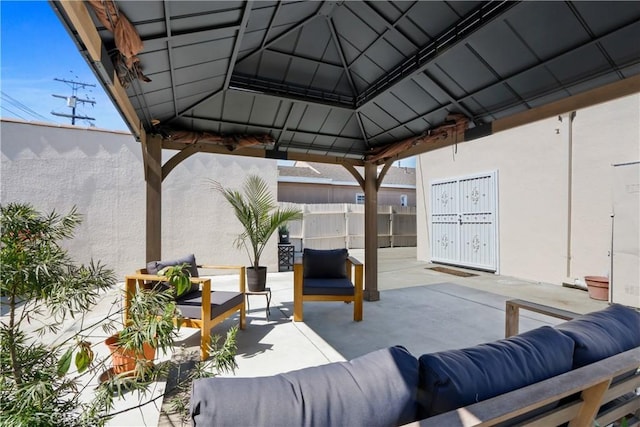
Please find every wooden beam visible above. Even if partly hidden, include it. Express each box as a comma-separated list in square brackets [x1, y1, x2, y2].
[364, 162, 379, 301]
[57, 0, 101, 61]
[146, 136, 162, 262]
[57, 1, 146, 142]
[343, 164, 365, 190]
[376, 161, 394, 191]
[160, 139, 366, 167]
[493, 75, 640, 134]
[377, 129, 463, 164]
[161, 143, 202, 181]
[111, 74, 146, 142]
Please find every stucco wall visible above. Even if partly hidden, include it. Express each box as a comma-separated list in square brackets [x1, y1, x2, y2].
[1, 119, 278, 279]
[417, 94, 640, 286]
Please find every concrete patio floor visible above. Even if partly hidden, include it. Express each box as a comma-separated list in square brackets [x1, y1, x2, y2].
[103, 247, 607, 426]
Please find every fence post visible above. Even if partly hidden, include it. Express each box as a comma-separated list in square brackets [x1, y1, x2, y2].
[389, 206, 394, 248]
[344, 204, 349, 249]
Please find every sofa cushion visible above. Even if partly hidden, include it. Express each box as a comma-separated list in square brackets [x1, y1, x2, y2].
[303, 278, 354, 296]
[417, 326, 575, 418]
[303, 248, 348, 279]
[146, 254, 200, 296]
[177, 291, 243, 320]
[556, 303, 640, 369]
[191, 346, 419, 427]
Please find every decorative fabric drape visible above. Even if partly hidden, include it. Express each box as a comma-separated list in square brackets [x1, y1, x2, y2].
[87, 0, 150, 87]
[366, 114, 469, 163]
[159, 129, 274, 151]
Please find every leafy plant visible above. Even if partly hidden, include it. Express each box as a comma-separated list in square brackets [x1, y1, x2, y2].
[210, 175, 302, 269]
[0, 203, 116, 426]
[165, 326, 239, 424]
[278, 224, 289, 234]
[0, 203, 239, 426]
[158, 263, 192, 297]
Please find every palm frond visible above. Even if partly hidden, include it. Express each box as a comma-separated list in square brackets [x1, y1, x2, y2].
[210, 175, 302, 268]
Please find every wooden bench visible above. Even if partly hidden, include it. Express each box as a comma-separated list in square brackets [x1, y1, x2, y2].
[124, 265, 245, 360]
[404, 300, 640, 427]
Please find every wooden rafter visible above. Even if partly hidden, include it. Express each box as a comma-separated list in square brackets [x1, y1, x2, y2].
[56, 1, 146, 143]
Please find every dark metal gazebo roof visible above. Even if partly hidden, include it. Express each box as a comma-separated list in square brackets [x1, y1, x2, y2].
[52, 0, 640, 299]
[54, 0, 640, 165]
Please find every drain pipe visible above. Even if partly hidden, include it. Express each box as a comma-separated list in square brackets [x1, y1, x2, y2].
[562, 111, 577, 279]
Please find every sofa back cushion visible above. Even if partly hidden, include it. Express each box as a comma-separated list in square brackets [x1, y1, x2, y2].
[146, 253, 200, 297]
[417, 326, 575, 418]
[303, 248, 348, 279]
[556, 303, 640, 369]
[191, 346, 419, 427]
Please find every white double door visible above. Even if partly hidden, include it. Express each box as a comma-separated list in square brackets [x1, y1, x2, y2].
[430, 171, 498, 272]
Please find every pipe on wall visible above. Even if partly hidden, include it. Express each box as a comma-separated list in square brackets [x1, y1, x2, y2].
[562, 111, 577, 279]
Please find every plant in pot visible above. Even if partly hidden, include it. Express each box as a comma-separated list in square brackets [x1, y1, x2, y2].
[105, 264, 190, 378]
[211, 175, 302, 291]
[278, 224, 290, 244]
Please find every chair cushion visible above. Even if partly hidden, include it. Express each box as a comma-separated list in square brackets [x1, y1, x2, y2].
[146, 254, 200, 296]
[191, 346, 420, 427]
[303, 278, 354, 296]
[417, 326, 575, 418]
[556, 303, 640, 369]
[303, 248, 348, 279]
[177, 291, 243, 320]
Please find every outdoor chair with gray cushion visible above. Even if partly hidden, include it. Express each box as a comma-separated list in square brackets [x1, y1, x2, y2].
[125, 254, 245, 360]
[293, 248, 363, 322]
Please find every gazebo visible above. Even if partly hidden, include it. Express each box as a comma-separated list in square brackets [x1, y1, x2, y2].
[52, 0, 640, 300]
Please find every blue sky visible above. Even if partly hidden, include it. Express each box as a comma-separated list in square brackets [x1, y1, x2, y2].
[0, 1, 416, 167]
[1, 1, 128, 130]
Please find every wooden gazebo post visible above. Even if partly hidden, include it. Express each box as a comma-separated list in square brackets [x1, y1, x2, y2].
[363, 162, 380, 301]
[145, 136, 162, 262]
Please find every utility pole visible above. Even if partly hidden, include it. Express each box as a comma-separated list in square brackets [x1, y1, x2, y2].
[51, 78, 96, 125]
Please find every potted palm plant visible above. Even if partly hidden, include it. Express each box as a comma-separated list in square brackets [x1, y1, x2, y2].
[211, 175, 302, 291]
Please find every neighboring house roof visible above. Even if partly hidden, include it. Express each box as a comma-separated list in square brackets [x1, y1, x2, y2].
[278, 162, 415, 189]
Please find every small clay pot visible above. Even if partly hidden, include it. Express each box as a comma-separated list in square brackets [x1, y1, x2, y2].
[584, 276, 609, 301]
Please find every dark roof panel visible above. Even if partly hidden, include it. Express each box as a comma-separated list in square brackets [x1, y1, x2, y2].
[55, 0, 640, 161]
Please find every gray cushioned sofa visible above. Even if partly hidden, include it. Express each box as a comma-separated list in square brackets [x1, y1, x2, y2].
[190, 304, 640, 426]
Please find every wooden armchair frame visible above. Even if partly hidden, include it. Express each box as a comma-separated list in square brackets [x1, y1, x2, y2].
[293, 256, 363, 322]
[125, 264, 246, 360]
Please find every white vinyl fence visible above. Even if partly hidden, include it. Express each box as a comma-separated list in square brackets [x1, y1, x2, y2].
[280, 203, 416, 251]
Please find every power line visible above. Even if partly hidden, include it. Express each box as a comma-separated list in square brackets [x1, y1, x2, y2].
[1, 91, 52, 122]
[0, 105, 28, 121]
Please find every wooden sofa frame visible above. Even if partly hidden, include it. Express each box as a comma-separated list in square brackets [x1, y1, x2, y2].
[124, 264, 246, 360]
[293, 256, 363, 322]
[404, 300, 640, 427]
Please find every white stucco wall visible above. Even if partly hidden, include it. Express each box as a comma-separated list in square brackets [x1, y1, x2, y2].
[1, 119, 278, 279]
[417, 93, 640, 286]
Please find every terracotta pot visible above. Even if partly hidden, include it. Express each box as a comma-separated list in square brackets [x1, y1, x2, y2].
[105, 334, 156, 374]
[584, 276, 609, 301]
